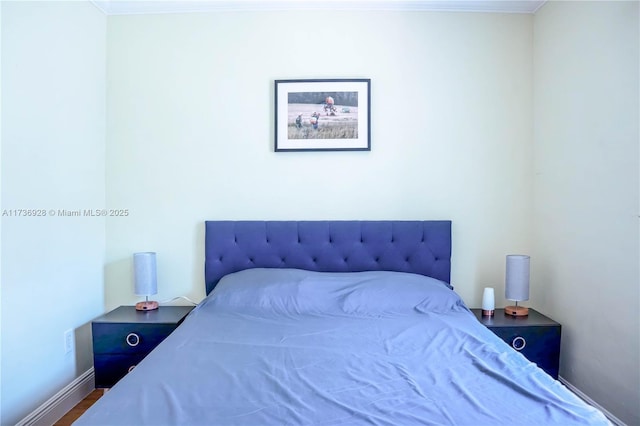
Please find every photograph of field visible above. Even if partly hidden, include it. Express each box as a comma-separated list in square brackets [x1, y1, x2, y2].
[275, 79, 370, 151]
[287, 91, 359, 140]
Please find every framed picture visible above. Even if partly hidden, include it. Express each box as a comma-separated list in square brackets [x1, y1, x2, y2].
[275, 79, 371, 152]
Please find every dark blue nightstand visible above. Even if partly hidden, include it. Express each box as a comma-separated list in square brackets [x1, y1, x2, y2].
[92, 305, 194, 388]
[471, 308, 561, 379]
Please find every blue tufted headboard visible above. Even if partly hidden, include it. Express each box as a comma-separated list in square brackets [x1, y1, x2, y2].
[204, 221, 452, 295]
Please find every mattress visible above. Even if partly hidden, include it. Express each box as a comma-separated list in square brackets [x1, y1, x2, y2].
[75, 269, 610, 425]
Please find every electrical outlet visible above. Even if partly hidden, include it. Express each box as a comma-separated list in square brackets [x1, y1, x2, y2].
[64, 329, 74, 354]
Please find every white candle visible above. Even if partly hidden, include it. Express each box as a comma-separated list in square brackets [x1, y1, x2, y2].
[482, 287, 495, 316]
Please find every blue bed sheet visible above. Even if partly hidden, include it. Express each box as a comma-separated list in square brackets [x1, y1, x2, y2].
[76, 269, 610, 425]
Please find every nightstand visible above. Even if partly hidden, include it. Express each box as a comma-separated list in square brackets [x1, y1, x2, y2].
[471, 308, 561, 379]
[92, 305, 194, 388]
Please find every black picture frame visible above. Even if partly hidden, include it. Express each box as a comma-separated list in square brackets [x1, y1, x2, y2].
[275, 79, 371, 152]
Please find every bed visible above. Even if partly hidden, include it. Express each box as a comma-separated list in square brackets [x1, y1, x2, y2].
[76, 221, 610, 425]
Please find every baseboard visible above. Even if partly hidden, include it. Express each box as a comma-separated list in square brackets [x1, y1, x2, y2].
[558, 375, 626, 426]
[16, 368, 95, 426]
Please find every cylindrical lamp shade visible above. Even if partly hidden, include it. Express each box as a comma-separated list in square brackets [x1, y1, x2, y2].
[134, 252, 157, 297]
[482, 287, 495, 316]
[505, 255, 530, 302]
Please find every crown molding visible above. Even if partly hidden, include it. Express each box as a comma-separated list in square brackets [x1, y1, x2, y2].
[90, 0, 546, 15]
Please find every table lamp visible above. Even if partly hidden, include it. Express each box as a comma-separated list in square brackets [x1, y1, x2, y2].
[134, 252, 159, 311]
[505, 254, 529, 317]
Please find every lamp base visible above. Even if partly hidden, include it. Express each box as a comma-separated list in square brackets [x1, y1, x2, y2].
[505, 305, 529, 317]
[135, 301, 159, 311]
[481, 309, 495, 317]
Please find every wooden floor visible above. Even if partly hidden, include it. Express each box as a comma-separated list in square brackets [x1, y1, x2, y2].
[54, 390, 103, 426]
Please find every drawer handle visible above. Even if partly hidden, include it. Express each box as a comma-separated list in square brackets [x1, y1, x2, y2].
[126, 333, 140, 347]
[512, 336, 526, 351]
[128, 365, 136, 373]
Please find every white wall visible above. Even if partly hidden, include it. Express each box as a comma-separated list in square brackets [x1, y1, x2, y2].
[105, 10, 534, 311]
[0, 2, 106, 424]
[0, 3, 4, 422]
[533, 1, 639, 424]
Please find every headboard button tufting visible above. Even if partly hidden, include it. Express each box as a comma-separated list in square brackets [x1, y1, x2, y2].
[204, 221, 452, 294]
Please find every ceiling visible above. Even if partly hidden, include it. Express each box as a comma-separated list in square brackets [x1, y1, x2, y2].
[90, 0, 547, 15]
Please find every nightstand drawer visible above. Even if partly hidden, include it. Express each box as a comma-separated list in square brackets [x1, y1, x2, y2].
[92, 323, 177, 355]
[489, 325, 561, 379]
[94, 354, 147, 388]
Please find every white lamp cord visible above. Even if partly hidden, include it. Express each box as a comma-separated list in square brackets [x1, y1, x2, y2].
[158, 296, 198, 306]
